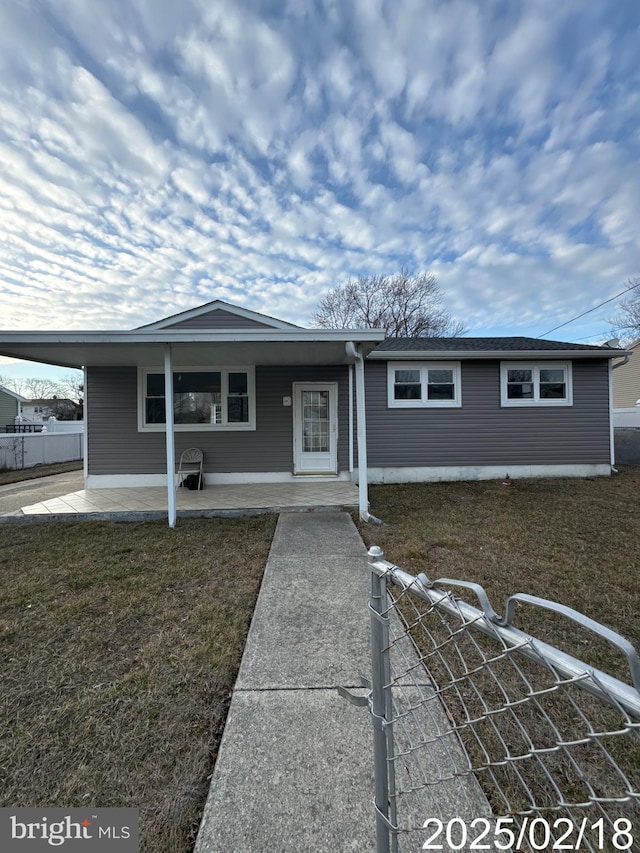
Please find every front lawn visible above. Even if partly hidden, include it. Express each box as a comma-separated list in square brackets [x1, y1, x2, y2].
[0, 515, 276, 852]
[358, 466, 640, 663]
[356, 467, 640, 834]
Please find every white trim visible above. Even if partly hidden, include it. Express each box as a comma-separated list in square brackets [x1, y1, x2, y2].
[500, 361, 573, 407]
[387, 361, 462, 408]
[365, 464, 611, 484]
[0, 329, 386, 345]
[137, 365, 256, 431]
[85, 471, 353, 489]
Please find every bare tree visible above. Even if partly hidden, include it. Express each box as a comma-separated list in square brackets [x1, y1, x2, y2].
[0, 370, 83, 402]
[20, 378, 64, 400]
[0, 374, 24, 395]
[312, 269, 466, 337]
[611, 277, 640, 342]
[56, 371, 84, 404]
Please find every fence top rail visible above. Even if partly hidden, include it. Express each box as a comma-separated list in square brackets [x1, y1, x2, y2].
[367, 545, 640, 721]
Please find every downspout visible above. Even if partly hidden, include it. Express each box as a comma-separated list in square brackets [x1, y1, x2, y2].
[610, 353, 631, 474]
[164, 344, 177, 527]
[345, 341, 382, 524]
[348, 364, 354, 473]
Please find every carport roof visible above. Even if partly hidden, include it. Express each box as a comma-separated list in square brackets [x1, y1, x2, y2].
[0, 328, 387, 369]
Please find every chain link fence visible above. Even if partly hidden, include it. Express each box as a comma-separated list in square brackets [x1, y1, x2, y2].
[342, 546, 640, 853]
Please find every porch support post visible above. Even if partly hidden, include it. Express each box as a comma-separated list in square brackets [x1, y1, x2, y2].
[164, 344, 176, 528]
[82, 366, 88, 486]
[348, 342, 371, 521]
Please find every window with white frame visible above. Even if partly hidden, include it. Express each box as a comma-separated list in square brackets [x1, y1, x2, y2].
[139, 367, 255, 430]
[387, 362, 461, 408]
[500, 362, 572, 406]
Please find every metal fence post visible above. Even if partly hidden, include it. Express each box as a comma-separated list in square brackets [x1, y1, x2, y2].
[369, 545, 396, 853]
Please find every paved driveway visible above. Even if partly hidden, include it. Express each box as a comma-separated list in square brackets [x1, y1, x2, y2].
[0, 471, 84, 515]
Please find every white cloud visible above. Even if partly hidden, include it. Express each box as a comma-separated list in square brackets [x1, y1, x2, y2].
[0, 0, 637, 344]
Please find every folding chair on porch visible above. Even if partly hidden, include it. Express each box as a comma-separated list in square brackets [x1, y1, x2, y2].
[176, 447, 204, 490]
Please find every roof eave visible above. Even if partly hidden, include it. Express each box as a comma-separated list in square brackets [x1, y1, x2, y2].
[368, 349, 630, 360]
[0, 328, 386, 344]
[0, 328, 387, 369]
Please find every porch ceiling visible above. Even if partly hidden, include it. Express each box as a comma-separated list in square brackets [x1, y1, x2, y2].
[0, 329, 385, 369]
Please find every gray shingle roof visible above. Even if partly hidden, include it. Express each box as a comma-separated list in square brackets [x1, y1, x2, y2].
[374, 336, 620, 353]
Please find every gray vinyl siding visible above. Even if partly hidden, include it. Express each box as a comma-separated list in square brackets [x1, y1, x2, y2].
[0, 391, 18, 427]
[164, 309, 276, 330]
[86, 365, 350, 475]
[365, 359, 611, 467]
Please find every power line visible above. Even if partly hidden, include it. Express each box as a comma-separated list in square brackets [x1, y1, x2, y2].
[569, 331, 617, 342]
[538, 279, 640, 338]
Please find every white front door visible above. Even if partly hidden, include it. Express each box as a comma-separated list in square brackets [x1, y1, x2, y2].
[293, 382, 338, 475]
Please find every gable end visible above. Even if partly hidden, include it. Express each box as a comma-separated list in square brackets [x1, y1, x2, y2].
[137, 299, 301, 331]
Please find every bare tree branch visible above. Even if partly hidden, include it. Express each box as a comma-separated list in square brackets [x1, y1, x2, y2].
[609, 277, 640, 344]
[313, 269, 466, 337]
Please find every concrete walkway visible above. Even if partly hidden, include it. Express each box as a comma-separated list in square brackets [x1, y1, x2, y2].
[194, 512, 376, 852]
[0, 470, 84, 515]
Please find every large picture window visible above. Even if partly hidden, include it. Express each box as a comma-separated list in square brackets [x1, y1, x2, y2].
[500, 362, 572, 407]
[139, 367, 255, 430]
[387, 362, 461, 408]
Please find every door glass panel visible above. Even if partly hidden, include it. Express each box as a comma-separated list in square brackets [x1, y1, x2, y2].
[302, 390, 329, 453]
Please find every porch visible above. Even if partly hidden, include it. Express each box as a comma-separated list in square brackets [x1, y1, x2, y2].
[15, 479, 360, 519]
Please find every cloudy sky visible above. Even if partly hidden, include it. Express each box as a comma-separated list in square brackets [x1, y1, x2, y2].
[1, 0, 639, 381]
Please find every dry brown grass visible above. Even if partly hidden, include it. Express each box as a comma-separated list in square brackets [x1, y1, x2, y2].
[356, 468, 640, 851]
[0, 515, 276, 852]
[357, 466, 640, 671]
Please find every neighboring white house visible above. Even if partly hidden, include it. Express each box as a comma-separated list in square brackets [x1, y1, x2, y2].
[20, 397, 82, 423]
[0, 385, 27, 430]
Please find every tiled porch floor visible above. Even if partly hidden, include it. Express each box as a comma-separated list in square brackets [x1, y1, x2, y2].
[19, 480, 360, 517]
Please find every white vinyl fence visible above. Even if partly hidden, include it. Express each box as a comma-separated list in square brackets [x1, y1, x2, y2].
[44, 419, 84, 434]
[613, 407, 640, 428]
[0, 432, 83, 470]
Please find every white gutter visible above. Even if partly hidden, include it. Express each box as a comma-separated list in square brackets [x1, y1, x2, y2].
[164, 344, 176, 528]
[0, 329, 387, 345]
[346, 341, 381, 525]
